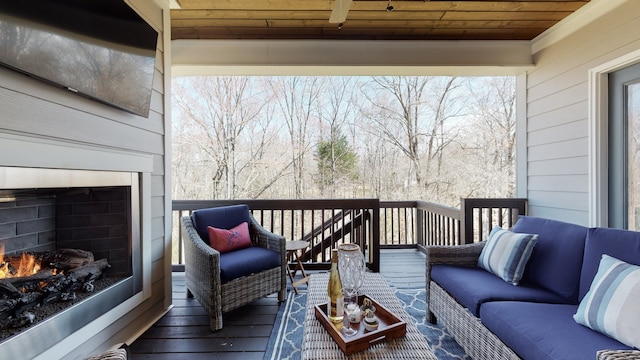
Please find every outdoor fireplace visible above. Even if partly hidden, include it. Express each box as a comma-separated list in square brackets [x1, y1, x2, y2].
[0, 166, 142, 359]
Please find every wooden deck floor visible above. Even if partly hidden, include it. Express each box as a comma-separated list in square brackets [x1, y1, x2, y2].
[127, 248, 426, 359]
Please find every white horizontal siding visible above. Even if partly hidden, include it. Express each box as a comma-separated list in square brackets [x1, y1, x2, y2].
[528, 189, 589, 212]
[528, 138, 588, 162]
[528, 102, 587, 132]
[528, 119, 588, 146]
[527, 204, 589, 226]
[528, 174, 589, 193]
[528, 156, 588, 176]
[526, 0, 640, 225]
[528, 81, 587, 118]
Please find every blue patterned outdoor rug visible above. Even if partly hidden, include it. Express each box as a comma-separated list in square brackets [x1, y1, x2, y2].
[263, 288, 470, 360]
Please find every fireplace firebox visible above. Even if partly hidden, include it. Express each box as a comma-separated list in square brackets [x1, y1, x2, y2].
[0, 167, 142, 359]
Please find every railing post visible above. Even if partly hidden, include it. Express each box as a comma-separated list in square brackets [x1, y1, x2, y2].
[370, 200, 380, 272]
[461, 198, 528, 244]
[460, 198, 472, 244]
[416, 207, 424, 247]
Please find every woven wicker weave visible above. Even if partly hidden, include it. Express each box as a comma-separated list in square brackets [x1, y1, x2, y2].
[83, 349, 127, 360]
[426, 243, 638, 360]
[430, 281, 520, 360]
[597, 350, 640, 360]
[181, 214, 286, 332]
[302, 272, 436, 360]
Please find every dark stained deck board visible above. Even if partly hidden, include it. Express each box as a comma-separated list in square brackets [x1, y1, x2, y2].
[127, 248, 425, 359]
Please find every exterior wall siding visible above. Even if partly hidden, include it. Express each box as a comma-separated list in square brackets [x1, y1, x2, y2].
[0, 0, 170, 357]
[527, 0, 640, 225]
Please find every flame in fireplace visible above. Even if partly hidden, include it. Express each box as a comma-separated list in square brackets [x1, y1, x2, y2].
[0, 244, 43, 279]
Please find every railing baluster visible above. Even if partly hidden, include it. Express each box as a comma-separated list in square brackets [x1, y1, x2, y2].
[171, 198, 526, 269]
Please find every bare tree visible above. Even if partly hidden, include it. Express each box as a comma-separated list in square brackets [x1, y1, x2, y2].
[361, 76, 463, 199]
[465, 77, 517, 197]
[171, 75, 516, 204]
[268, 77, 323, 198]
[172, 76, 276, 199]
[436, 77, 517, 206]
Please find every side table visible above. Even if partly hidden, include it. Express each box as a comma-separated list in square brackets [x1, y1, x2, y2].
[286, 240, 310, 294]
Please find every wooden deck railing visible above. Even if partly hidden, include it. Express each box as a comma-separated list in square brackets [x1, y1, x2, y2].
[172, 199, 381, 271]
[171, 198, 527, 271]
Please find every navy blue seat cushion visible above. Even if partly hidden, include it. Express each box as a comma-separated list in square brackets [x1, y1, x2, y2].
[579, 227, 640, 300]
[481, 301, 632, 360]
[191, 204, 253, 243]
[431, 265, 568, 317]
[219, 247, 281, 284]
[511, 216, 588, 303]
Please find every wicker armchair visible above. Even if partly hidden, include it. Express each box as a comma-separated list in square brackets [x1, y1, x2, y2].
[181, 204, 286, 331]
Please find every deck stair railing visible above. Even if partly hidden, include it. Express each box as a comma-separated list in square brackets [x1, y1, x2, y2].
[300, 208, 353, 243]
[171, 198, 527, 271]
[301, 209, 371, 264]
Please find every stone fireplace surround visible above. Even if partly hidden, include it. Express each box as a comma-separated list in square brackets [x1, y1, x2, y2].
[0, 134, 154, 359]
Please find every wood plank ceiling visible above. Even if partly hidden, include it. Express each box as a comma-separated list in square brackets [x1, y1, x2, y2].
[170, 0, 591, 41]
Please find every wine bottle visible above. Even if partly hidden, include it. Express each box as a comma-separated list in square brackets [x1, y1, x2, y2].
[327, 249, 344, 324]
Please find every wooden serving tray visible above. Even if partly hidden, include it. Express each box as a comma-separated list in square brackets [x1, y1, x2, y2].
[314, 294, 407, 355]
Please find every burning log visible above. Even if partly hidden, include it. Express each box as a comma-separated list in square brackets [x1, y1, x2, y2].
[69, 258, 110, 280]
[0, 249, 111, 329]
[42, 248, 95, 271]
[0, 248, 94, 277]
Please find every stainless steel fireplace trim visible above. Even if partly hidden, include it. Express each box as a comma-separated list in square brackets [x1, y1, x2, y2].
[0, 166, 134, 189]
[7, 278, 137, 360]
[0, 167, 147, 359]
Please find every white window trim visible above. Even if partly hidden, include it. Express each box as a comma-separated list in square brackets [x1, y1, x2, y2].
[589, 49, 640, 227]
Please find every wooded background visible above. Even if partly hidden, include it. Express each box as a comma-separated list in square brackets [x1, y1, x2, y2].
[171, 76, 515, 207]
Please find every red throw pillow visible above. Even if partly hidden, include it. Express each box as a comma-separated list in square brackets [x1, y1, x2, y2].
[207, 222, 252, 253]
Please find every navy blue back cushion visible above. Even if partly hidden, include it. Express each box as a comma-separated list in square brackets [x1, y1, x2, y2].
[511, 216, 588, 303]
[191, 204, 252, 242]
[579, 227, 640, 300]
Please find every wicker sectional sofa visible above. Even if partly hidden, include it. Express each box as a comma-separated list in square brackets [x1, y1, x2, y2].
[426, 216, 640, 360]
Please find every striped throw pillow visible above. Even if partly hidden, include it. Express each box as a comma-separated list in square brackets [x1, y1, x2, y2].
[477, 226, 538, 285]
[574, 254, 640, 349]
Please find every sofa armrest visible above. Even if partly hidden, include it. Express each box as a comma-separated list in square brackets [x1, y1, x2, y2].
[597, 350, 640, 360]
[427, 242, 486, 268]
[425, 242, 485, 323]
[426, 242, 486, 284]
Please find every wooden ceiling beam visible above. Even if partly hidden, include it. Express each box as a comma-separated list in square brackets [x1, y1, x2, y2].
[170, 0, 591, 41]
[172, 19, 558, 29]
[173, 0, 588, 12]
[171, 11, 570, 23]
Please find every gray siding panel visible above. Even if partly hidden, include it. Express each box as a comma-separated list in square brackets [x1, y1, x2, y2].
[528, 120, 588, 145]
[0, 1, 170, 357]
[528, 156, 588, 176]
[528, 138, 588, 162]
[527, 1, 640, 224]
[528, 102, 587, 132]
